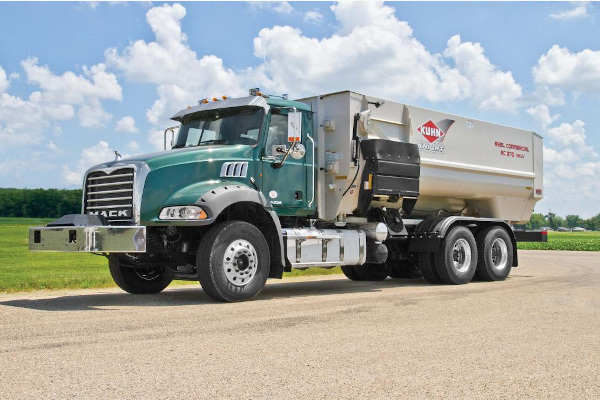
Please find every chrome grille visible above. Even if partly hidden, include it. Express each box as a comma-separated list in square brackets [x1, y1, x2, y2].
[84, 168, 135, 224]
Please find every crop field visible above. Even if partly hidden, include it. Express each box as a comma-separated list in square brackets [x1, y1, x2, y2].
[0, 218, 597, 292]
[517, 231, 600, 251]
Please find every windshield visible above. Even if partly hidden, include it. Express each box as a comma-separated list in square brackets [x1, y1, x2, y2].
[174, 106, 263, 148]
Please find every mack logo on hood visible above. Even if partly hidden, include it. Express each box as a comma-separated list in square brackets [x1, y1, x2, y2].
[418, 119, 455, 144]
[89, 210, 131, 218]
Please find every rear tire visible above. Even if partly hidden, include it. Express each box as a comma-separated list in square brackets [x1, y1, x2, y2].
[476, 227, 513, 281]
[418, 252, 441, 284]
[196, 220, 270, 302]
[108, 257, 173, 294]
[434, 226, 478, 285]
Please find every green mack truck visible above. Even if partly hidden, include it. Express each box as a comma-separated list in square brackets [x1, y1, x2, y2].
[30, 90, 545, 302]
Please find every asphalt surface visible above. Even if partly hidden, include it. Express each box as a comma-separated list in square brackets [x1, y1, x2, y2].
[1, 250, 599, 399]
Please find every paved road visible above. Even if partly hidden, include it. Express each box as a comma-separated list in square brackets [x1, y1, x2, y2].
[1, 250, 599, 399]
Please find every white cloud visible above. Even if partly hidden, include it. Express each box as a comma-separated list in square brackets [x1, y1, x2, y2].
[78, 104, 112, 127]
[0, 64, 9, 93]
[550, 2, 590, 20]
[0, 57, 124, 145]
[128, 140, 140, 151]
[304, 10, 323, 24]
[254, 3, 470, 103]
[543, 147, 578, 163]
[444, 35, 523, 111]
[62, 141, 117, 185]
[106, 2, 243, 139]
[250, 1, 293, 15]
[273, 1, 293, 15]
[546, 120, 594, 154]
[22, 58, 121, 105]
[526, 104, 559, 128]
[253, 2, 520, 111]
[538, 114, 600, 216]
[533, 45, 600, 93]
[534, 85, 566, 106]
[116, 116, 139, 133]
[47, 141, 62, 153]
[0, 93, 48, 147]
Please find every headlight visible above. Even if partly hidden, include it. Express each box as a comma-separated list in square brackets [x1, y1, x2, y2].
[159, 206, 208, 220]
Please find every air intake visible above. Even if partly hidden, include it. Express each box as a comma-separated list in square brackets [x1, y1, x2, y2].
[220, 162, 248, 178]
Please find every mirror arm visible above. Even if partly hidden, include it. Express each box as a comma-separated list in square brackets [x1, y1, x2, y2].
[163, 126, 179, 150]
[273, 139, 297, 169]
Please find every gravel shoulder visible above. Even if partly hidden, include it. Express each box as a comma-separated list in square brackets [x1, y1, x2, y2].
[1, 250, 599, 399]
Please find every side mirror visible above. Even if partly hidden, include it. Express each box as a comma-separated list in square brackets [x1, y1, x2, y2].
[290, 143, 306, 160]
[287, 110, 301, 142]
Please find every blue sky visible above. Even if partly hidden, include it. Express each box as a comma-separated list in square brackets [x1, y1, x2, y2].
[0, 1, 599, 218]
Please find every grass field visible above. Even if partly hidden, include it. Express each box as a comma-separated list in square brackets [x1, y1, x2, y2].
[517, 231, 600, 251]
[0, 218, 597, 293]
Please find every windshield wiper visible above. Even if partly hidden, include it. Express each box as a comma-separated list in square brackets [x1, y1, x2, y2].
[172, 144, 186, 149]
[198, 140, 228, 146]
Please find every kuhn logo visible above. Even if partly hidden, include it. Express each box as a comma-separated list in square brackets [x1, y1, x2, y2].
[418, 119, 455, 144]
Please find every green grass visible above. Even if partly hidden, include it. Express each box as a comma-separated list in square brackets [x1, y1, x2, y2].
[1, 218, 598, 293]
[0, 217, 54, 226]
[0, 221, 113, 292]
[517, 231, 600, 251]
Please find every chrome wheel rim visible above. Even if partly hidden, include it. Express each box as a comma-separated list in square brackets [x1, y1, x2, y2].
[452, 238, 472, 273]
[223, 239, 257, 287]
[490, 238, 508, 271]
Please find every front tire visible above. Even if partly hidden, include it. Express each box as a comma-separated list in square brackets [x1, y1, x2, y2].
[387, 260, 423, 279]
[476, 227, 513, 281]
[196, 220, 270, 302]
[355, 263, 388, 281]
[108, 257, 173, 294]
[341, 266, 363, 281]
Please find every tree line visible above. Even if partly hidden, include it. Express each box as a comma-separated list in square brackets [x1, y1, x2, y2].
[515, 212, 600, 231]
[0, 188, 82, 218]
[0, 188, 598, 229]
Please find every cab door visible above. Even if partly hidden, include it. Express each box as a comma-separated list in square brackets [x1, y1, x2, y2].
[260, 110, 312, 214]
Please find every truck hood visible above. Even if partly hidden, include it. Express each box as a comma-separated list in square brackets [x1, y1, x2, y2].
[84, 145, 257, 223]
[95, 144, 255, 172]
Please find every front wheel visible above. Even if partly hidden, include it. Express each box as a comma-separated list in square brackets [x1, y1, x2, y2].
[196, 220, 270, 302]
[108, 257, 173, 294]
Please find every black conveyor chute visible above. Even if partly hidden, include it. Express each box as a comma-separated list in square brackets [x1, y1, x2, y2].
[357, 139, 420, 215]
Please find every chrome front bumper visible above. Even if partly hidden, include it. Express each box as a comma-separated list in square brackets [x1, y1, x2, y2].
[29, 226, 146, 253]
